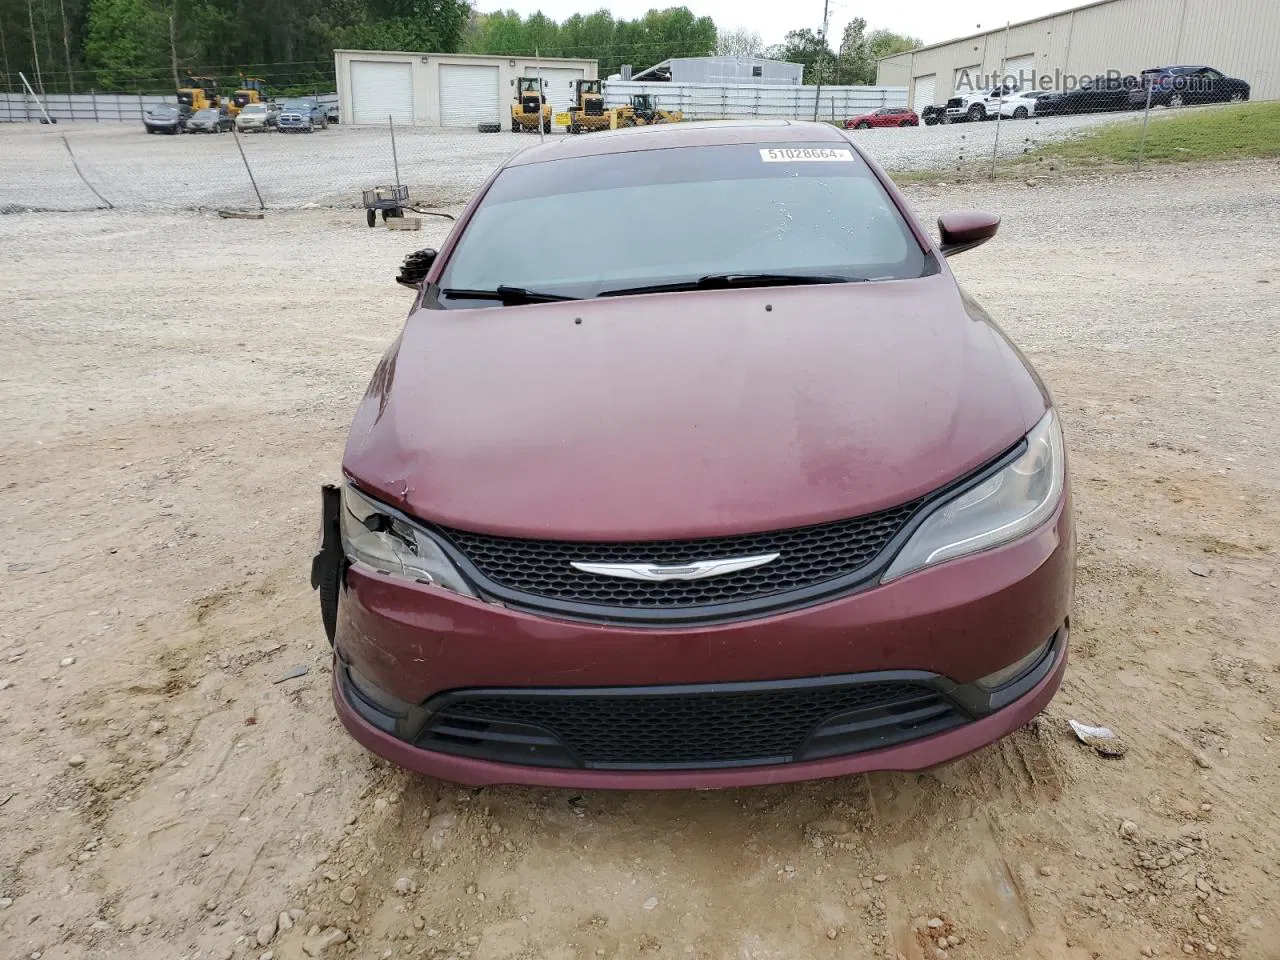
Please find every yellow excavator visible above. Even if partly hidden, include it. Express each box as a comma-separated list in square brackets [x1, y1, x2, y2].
[228, 75, 267, 117]
[566, 79, 610, 134]
[177, 72, 220, 111]
[510, 77, 551, 133]
[610, 93, 684, 128]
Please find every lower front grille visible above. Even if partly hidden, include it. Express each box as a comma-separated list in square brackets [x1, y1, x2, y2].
[417, 675, 966, 770]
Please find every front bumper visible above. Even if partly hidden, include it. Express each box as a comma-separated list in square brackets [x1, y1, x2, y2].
[317, 488, 1074, 787]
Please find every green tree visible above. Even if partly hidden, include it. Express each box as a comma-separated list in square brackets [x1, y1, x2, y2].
[82, 0, 167, 89]
[716, 26, 762, 59]
[867, 28, 919, 60]
[765, 28, 833, 84]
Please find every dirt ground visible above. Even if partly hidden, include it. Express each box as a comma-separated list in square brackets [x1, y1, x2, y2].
[1, 161, 1278, 960]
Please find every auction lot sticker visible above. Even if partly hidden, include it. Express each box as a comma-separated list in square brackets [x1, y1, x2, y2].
[759, 148, 855, 162]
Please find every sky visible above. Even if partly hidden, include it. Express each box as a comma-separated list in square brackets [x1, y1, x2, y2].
[482, 0, 1087, 49]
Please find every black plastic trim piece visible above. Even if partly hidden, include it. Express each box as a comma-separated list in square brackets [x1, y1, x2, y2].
[311, 483, 344, 645]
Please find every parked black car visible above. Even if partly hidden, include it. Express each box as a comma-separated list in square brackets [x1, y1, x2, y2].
[1034, 74, 1139, 116]
[143, 103, 191, 134]
[920, 104, 945, 126]
[1128, 66, 1251, 109]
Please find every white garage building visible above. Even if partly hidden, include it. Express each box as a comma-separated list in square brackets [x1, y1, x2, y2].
[334, 50, 600, 127]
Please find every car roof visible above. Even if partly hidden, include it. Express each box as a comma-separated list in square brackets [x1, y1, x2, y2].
[505, 120, 853, 167]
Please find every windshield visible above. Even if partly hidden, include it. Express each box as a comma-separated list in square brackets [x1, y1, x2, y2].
[282, 99, 313, 110]
[149, 105, 176, 115]
[436, 143, 927, 303]
[241, 103, 266, 113]
[193, 109, 216, 120]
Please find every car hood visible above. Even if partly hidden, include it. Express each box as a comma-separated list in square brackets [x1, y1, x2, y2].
[343, 276, 1048, 540]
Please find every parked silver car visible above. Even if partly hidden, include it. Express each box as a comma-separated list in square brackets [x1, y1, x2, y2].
[234, 102, 273, 132]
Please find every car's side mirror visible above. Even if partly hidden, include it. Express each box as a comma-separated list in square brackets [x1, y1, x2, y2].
[397, 248, 437, 288]
[937, 211, 1000, 257]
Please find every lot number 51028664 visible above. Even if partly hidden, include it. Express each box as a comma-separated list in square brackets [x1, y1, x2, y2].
[759, 148, 855, 162]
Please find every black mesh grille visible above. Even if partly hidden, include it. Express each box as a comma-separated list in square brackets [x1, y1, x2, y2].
[436, 501, 920, 610]
[421, 679, 962, 768]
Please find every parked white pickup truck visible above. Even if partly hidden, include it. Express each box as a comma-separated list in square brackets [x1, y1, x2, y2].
[944, 81, 1021, 122]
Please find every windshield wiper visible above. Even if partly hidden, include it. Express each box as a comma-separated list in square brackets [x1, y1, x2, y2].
[600, 273, 865, 297]
[440, 285, 579, 305]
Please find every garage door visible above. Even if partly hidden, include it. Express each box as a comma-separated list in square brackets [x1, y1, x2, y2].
[350, 60, 413, 125]
[1002, 54, 1035, 89]
[525, 67, 585, 116]
[439, 64, 501, 126]
[912, 74, 936, 112]
[954, 64, 981, 95]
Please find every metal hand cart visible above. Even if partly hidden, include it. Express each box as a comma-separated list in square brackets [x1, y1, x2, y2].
[362, 184, 409, 227]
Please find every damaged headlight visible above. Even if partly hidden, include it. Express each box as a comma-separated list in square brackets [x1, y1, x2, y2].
[340, 483, 477, 597]
[883, 409, 1066, 581]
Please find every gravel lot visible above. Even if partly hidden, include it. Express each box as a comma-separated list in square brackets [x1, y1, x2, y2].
[0, 110, 1134, 213]
[1, 161, 1278, 960]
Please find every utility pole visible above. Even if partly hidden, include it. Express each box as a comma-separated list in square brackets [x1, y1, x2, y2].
[169, 12, 180, 90]
[813, 0, 830, 121]
[26, 0, 45, 94]
[58, 0, 73, 92]
[0, 15, 13, 106]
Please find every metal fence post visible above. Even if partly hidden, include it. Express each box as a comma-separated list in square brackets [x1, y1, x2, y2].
[990, 21, 1012, 181]
[389, 115, 401, 188]
[1136, 81, 1154, 171]
[232, 127, 265, 210]
[92, 89, 98, 122]
[536, 49, 544, 145]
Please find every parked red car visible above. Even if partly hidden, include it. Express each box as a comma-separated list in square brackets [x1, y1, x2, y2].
[313, 121, 1074, 789]
[845, 107, 919, 128]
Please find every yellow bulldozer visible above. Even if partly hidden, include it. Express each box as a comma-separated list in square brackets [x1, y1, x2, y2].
[177, 72, 220, 111]
[228, 75, 267, 117]
[610, 93, 684, 128]
[510, 77, 551, 133]
[565, 79, 610, 134]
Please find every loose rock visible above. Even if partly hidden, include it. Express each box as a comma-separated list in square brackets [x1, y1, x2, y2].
[1119, 820, 1140, 838]
[642, 896, 659, 911]
[338, 885, 357, 905]
[278, 912, 294, 932]
[1188, 563, 1212, 577]
[302, 927, 349, 957]
[256, 917, 278, 946]
[68, 755, 86, 768]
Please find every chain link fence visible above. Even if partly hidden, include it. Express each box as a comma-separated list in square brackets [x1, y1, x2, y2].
[1, 67, 1276, 216]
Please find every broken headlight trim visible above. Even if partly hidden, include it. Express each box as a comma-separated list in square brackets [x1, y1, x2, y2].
[340, 483, 478, 598]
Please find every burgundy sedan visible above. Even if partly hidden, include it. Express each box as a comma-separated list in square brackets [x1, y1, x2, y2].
[312, 120, 1073, 789]
[845, 107, 920, 129]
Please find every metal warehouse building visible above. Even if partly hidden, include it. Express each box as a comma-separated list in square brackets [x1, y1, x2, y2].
[628, 56, 803, 85]
[334, 50, 598, 126]
[877, 0, 1279, 113]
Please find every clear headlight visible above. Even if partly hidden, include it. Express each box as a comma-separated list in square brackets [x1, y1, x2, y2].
[882, 409, 1065, 582]
[340, 483, 477, 597]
